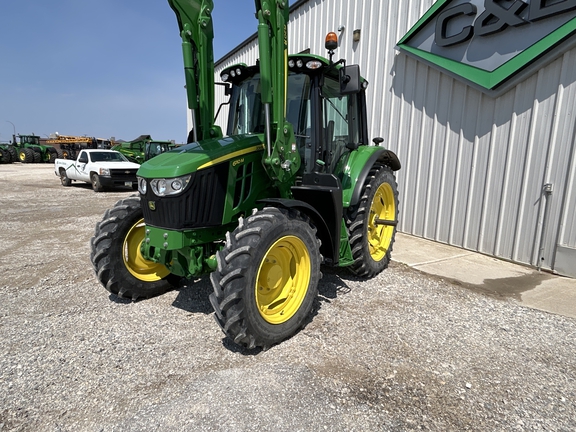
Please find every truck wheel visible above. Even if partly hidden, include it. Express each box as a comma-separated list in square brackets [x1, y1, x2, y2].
[345, 164, 398, 278]
[19, 148, 34, 163]
[91, 173, 104, 192]
[90, 196, 176, 300]
[210, 207, 321, 349]
[59, 169, 72, 186]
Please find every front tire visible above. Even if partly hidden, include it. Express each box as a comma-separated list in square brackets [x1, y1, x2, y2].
[90, 196, 176, 300]
[209, 207, 321, 349]
[91, 173, 104, 192]
[345, 164, 399, 277]
[19, 148, 34, 163]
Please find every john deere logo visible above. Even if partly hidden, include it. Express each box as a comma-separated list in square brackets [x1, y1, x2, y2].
[398, 0, 576, 92]
[148, 201, 156, 211]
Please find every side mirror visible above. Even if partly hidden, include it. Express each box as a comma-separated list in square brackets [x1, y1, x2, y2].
[78, 156, 88, 163]
[340, 64, 361, 95]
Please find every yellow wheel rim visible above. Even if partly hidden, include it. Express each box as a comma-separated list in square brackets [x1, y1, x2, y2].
[123, 218, 170, 282]
[368, 182, 396, 262]
[19, 152, 26, 161]
[255, 236, 311, 324]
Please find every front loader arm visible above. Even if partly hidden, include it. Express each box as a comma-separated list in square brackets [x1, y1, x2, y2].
[255, 0, 301, 196]
[168, 0, 221, 141]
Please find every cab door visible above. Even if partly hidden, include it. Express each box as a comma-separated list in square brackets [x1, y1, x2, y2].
[75, 151, 91, 182]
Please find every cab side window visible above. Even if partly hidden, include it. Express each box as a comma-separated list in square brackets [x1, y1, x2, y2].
[322, 77, 360, 172]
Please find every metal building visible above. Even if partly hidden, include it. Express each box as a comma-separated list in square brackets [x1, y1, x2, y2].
[204, 0, 576, 278]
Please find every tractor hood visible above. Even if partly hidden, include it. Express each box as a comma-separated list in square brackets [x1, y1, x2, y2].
[137, 134, 264, 179]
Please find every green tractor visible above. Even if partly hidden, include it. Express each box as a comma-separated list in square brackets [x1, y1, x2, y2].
[112, 135, 174, 164]
[0, 142, 17, 164]
[12, 134, 58, 163]
[91, 0, 401, 349]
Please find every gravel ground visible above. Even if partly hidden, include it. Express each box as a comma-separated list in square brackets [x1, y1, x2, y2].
[1, 163, 575, 431]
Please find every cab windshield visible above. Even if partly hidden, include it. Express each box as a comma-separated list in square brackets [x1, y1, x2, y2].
[227, 73, 311, 137]
[90, 152, 129, 163]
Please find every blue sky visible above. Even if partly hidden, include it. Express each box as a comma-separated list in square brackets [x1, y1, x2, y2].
[0, 1, 292, 143]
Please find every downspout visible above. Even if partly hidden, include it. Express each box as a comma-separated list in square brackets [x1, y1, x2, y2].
[537, 183, 553, 271]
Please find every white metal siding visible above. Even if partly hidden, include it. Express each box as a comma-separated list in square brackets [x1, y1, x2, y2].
[210, 0, 576, 273]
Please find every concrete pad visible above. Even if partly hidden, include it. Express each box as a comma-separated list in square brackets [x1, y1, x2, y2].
[521, 277, 576, 319]
[393, 233, 576, 320]
[393, 234, 473, 267]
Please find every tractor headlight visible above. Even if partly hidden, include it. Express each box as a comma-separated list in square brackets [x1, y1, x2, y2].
[150, 174, 191, 197]
[137, 176, 147, 194]
[306, 60, 322, 70]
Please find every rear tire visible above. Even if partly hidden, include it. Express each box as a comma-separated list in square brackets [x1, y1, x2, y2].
[90, 196, 176, 300]
[32, 150, 42, 163]
[47, 148, 58, 163]
[6, 146, 17, 162]
[60, 169, 72, 186]
[345, 164, 399, 277]
[0, 148, 9, 164]
[210, 207, 321, 349]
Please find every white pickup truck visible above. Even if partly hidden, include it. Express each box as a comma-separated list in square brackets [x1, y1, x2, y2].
[54, 149, 141, 192]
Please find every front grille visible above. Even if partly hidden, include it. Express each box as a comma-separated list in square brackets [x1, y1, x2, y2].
[110, 168, 138, 181]
[141, 163, 228, 230]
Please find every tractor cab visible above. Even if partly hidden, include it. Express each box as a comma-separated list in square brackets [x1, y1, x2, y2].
[220, 53, 369, 178]
[145, 141, 171, 160]
[18, 135, 41, 145]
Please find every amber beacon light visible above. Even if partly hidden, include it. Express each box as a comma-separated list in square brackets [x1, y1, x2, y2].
[325, 32, 338, 51]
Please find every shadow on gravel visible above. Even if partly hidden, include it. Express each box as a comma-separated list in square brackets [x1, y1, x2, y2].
[66, 182, 136, 193]
[171, 276, 214, 314]
[108, 295, 132, 304]
[221, 338, 264, 355]
[105, 276, 214, 314]
[318, 266, 353, 301]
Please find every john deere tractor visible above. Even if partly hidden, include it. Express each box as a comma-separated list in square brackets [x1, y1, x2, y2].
[91, 0, 401, 349]
[13, 134, 58, 163]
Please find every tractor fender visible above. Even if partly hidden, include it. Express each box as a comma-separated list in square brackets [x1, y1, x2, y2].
[257, 197, 337, 264]
[345, 147, 401, 208]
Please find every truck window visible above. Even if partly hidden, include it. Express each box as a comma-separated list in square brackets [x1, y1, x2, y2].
[78, 152, 89, 163]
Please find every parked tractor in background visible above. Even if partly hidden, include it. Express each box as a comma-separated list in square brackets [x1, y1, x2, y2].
[46, 134, 112, 160]
[111, 135, 174, 164]
[91, 0, 401, 350]
[0, 142, 17, 164]
[12, 134, 58, 163]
